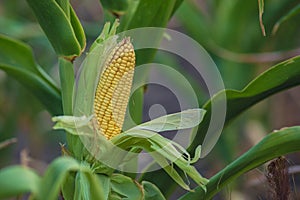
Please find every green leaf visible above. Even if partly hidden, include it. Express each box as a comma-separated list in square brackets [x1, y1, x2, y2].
[147, 151, 192, 191]
[118, 0, 183, 128]
[25, 156, 106, 200]
[0, 166, 40, 199]
[69, 3, 86, 51]
[59, 58, 75, 115]
[179, 126, 300, 199]
[112, 129, 208, 190]
[174, 1, 212, 47]
[52, 108, 207, 190]
[110, 174, 143, 200]
[61, 171, 76, 200]
[0, 34, 62, 115]
[130, 109, 206, 132]
[142, 55, 300, 196]
[119, 0, 179, 30]
[59, 58, 76, 155]
[74, 169, 106, 200]
[272, 4, 300, 35]
[26, 0, 86, 58]
[84, 171, 106, 200]
[74, 172, 87, 200]
[171, 0, 184, 16]
[193, 55, 300, 157]
[142, 181, 166, 200]
[69, 21, 119, 158]
[100, 0, 129, 15]
[38, 156, 80, 200]
[97, 174, 111, 200]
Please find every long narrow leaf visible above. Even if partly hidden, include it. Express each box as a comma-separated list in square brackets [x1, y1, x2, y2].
[0, 166, 40, 199]
[74, 169, 106, 200]
[112, 129, 208, 190]
[272, 4, 300, 35]
[193, 55, 300, 157]
[142, 55, 300, 195]
[26, 0, 85, 58]
[38, 157, 80, 200]
[119, 0, 177, 31]
[118, 0, 182, 129]
[0, 34, 62, 115]
[0, 65, 62, 115]
[179, 126, 300, 199]
[142, 181, 166, 200]
[110, 173, 143, 200]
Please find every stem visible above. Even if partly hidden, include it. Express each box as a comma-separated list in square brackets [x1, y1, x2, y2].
[59, 58, 74, 115]
[59, 57, 75, 153]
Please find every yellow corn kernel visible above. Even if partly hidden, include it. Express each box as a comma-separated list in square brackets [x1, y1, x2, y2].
[94, 37, 135, 140]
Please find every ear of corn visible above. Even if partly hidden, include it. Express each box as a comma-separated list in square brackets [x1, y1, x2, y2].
[94, 37, 135, 140]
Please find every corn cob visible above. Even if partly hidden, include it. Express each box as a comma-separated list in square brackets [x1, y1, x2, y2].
[94, 37, 135, 140]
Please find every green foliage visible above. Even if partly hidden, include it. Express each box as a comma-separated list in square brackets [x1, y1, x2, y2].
[110, 174, 143, 199]
[0, 156, 169, 199]
[195, 55, 300, 157]
[0, 0, 300, 199]
[272, 3, 300, 34]
[99, 0, 129, 16]
[26, 0, 85, 59]
[0, 34, 62, 115]
[142, 181, 166, 200]
[180, 126, 300, 199]
[141, 54, 300, 194]
[52, 108, 207, 191]
[0, 166, 40, 199]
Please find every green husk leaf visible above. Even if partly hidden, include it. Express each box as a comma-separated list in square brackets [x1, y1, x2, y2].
[61, 171, 76, 200]
[97, 174, 111, 200]
[74, 169, 106, 200]
[74, 21, 119, 119]
[52, 111, 208, 191]
[147, 150, 191, 191]
[58, 20, 120, 158]
[110, 174, 143, 200]
[142, 181, 166, 200]
[38, 156, 80, 200]
[74, 171, 89, 199]
[112, 129, 208, 191]
[82, 171, 105, 200]
[130, 109, 205, 132]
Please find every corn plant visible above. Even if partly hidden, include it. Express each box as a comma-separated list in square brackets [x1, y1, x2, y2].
[0, 0, 300, 199]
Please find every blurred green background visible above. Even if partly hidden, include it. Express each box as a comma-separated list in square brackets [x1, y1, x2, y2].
[0, 0, 300, 199]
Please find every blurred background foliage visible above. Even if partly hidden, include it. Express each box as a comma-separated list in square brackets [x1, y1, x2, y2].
[0, 0, 300, 199]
